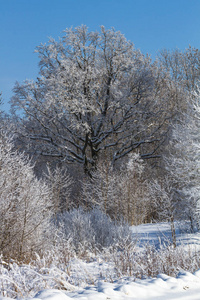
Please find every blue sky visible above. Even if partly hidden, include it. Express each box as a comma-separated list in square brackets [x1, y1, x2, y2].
[1, 0, 200, 112]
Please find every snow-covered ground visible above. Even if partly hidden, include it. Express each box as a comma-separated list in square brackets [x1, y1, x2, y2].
[1, 222, 200, 300]
[131, 221, 200, 250]
[28, 270, 200, 300]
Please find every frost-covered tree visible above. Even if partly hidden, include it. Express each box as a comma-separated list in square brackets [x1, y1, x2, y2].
[0, 132, 52, 260]
[158, 46, 200, 94]
[149, 177, 178, 246]
[164, 92, 200, 231]
[0, 92, 15, 135]
[82, 153, 151, 224]
[44, 164, 74, 212]
[12, 26, 169, 175]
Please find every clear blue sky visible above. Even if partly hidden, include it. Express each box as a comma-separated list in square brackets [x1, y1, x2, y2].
[1, 0, 200, 112]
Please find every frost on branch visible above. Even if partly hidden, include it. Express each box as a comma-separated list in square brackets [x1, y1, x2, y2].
[0, 131, 53, 260]
[54, 207, 132, 251]
[11, 25, 168, 175]
[44, 164, 74, 213]
[164, 91, 200, 232]
[82, 154, 151, 224]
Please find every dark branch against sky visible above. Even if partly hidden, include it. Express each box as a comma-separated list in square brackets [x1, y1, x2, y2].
[1, 0, 200, 112]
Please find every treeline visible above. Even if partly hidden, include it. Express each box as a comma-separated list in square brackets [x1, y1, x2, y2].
[1, 26, 200, 261]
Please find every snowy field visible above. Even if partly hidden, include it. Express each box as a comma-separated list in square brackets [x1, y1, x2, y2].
[131, 222, 200, 251]
[1, 222, 200, 300]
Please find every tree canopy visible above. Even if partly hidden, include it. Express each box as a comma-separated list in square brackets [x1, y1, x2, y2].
[12, 26, 171, 175]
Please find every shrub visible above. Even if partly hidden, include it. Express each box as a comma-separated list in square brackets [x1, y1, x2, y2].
[55, 207, 132, 251]
[0, 132, 53, 261]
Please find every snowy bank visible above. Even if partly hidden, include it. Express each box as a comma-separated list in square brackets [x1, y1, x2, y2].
[25, 270, 200, 300]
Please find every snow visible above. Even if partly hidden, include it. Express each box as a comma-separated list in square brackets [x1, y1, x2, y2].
[2, 222, 200, 300]
[132, 221, 200, 250]
[27, 271, 200, 300]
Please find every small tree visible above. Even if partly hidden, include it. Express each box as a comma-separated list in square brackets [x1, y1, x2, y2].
[0, 131, 52, 260]
[164, 92, 200, 231]
[82, 153, 151, 224]
[44, 164, 74, 213]
[149, 177, 179, 247]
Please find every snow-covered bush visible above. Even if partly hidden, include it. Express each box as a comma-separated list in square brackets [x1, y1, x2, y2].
[0, 131, 53, 261]
[164, 93, 200, 231]
[55, 207, 132, 251]
[44, 164, 74, 213]
[82, 153, 151, 224]
[105, 241, 200, 279]
[149, 177, 178, 246]
[0, 250, 76, 299]
[1, 237, 200, 298]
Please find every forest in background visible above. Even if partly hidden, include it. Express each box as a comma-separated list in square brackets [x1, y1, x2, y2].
[1, 25, 200, 297]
